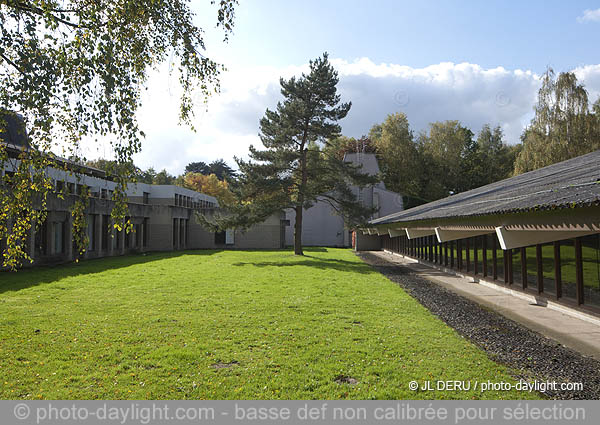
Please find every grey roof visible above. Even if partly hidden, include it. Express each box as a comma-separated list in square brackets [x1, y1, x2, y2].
[371, 149, 600, 225]
[0, 111, 29, 148]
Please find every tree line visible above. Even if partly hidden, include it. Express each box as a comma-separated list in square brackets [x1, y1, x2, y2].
[89, 67, 600, 215]
[329, 116, 520, 208]
[329, 68, 600, 208]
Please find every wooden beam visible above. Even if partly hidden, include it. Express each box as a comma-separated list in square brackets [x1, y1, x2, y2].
[495, 226, 599, 250]
[388, 228, 405, 237]
[435, 228, 494, 243]
[405, 228, 436, 239]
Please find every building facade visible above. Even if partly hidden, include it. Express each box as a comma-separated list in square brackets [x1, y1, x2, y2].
[358, 150, 600, 318]
[1, 141, 286, 269]
[284, 152, 403, 247]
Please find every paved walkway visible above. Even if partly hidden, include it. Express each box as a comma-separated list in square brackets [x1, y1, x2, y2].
[368, 250, 600, 361]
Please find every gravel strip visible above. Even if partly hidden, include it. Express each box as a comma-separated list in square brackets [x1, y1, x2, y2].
[357, 251, 600, 400]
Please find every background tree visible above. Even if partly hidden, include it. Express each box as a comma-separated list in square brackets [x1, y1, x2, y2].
[473, 124, 518, 184]
[369, 113, 420, 197]
[153, 169, 177, 186]
[0, 0, 236, 269]
[184, 173, 235, 205]
[418, 120, 475, 198]
[515, 68, 599, 173]
[324, 135, 377, 160]
[204, 53, 376, 255]
[185, 159, 236, 181]
[185, 161, 210, 175]
[205, 159, 236, 181]
[138, 167, 157, 185]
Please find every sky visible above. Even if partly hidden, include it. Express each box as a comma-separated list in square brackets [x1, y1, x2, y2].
[86, 1, 600, 174]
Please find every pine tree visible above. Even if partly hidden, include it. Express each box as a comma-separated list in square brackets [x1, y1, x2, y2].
[208, 53, 376, 255]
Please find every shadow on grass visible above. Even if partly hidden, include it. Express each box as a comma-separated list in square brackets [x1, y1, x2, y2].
[0, 249, 222, 294]
[231, 254, 374, 275]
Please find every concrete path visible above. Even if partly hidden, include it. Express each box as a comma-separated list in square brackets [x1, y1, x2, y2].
[368, 250, 600, 361]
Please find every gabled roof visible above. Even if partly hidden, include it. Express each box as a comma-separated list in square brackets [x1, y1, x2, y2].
[371, 149, 600, 225]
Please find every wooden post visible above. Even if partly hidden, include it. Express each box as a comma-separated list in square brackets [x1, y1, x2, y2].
[554, 241, 562, 299]
[466, 238, 471, 273]
[575, 237, 584, 305]
[474, 237, 479, 275]
[506, 250, 511, 284]
[482, 235, 487, 277]
[521, 247, 527, 289]
[493, 237, 498, 280]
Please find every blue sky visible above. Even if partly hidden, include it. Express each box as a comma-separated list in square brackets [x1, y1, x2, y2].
[113, 1, 600, 174]
[209, 0, 600, 72]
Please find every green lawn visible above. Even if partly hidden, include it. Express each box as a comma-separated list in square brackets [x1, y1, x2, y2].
[0, 248, 538, 399]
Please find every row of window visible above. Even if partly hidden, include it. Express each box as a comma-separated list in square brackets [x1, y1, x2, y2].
[54, 180, 113, 199]
[87, 215, 148, 253]
[174, 193, 215, 209]
[381, 233, 600, 310]
[27, 215, 149, 258]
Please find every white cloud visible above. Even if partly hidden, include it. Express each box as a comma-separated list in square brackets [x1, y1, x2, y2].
[89, 58, 600, 175]
[577, 8, 600, 23]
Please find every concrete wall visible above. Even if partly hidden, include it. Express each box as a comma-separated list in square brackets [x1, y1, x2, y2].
[374, 187, 404, 219]
[354, 232, 381, 251]
[285, 201, 348, 247]
[282, 153, 403, 247]
[189, 212, 285, 250]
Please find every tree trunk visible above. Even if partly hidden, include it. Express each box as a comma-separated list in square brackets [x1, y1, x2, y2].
[294, 204, 303, 256]
[294, 144, 308, 256]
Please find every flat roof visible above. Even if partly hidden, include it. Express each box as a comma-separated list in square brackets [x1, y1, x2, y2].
[371, 149, 600, 225]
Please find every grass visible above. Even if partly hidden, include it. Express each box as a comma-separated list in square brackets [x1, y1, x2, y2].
[0, 248, 539, 400]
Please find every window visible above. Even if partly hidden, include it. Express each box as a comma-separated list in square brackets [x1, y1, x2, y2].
[525, 245, 539, 291]
[560, 239, 577, 301]
[143, 218, 148, 248]
[226, 229, 235, 245]
[172, 219, 178, 247]
[511, 249, 522, 286]
[101, 215, 110, 251]
[34, 220, 48, 256]
[135, 224, 141, 248]
[54, 221, 64, 254]
[540, 243, 557, 295]
[180, 219, 185, 247]
[87, 215, 96, 251]
[214, 231, 226, 244]
[101, 188, 107, 199]
[143, 192, 149, 204]
[115, 228, 121, 250]
[581, 234, 600, 308]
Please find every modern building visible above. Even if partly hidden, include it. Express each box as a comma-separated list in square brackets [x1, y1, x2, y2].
[358, 150, 600, 318]
[0, 118, 286, 268]
[285, 152, 403, 247]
